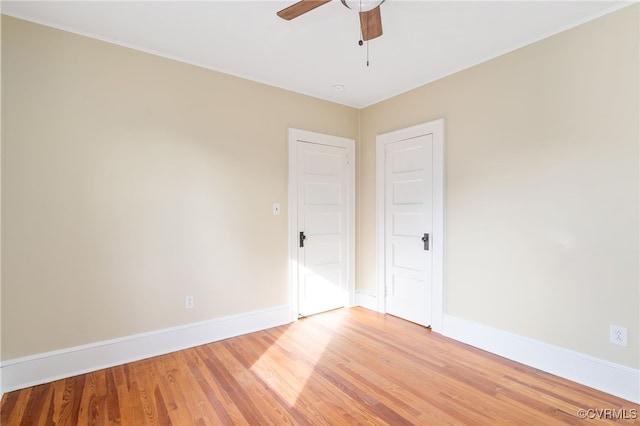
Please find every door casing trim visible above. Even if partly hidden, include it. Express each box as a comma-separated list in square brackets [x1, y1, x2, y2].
[288, 128, 356, 322]
[376, 119, 445, 332]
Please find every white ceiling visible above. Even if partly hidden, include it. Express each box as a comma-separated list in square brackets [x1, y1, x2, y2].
[1, 0, 632, 108]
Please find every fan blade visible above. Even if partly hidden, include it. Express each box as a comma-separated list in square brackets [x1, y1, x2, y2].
[277, 0, 332, 20]
[359, 6, 382, 41]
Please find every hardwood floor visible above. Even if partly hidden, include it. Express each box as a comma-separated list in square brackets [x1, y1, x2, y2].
[2, 307, 638, 425]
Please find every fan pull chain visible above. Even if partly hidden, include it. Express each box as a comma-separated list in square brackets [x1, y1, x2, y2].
[367, 40, 370, 67]
[358, 38, 370, 66]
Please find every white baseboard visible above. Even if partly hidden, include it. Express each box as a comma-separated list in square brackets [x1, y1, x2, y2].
[442, 314, 640, 404]
[355, 291, 378, 311]
[0, 305, 291, 394]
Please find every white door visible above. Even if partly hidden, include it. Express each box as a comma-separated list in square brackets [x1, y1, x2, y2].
[377, 120, 444, 330]
[289, 130, 354, 319]
[384, 136, 433, 326]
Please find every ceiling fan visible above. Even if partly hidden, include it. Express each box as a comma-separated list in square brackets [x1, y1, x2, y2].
[277, 0, 385, 42]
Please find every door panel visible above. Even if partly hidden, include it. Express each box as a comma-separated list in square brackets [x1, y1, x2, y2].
[392, 242, 423, 271]
[393, 213, 424, 237]
[305, 212, 341, 236]
[385, 134, 433, 326]
[305, 241, 342, 266]
[304, 151, 343, 175]
[391, 275, 422, 300]
[392, 145, 424, 173]
[304, 182, 341, 205]
[393, 179, 425, 204]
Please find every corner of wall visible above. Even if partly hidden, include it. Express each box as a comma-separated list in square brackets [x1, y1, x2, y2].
[355, 291, 378, 311]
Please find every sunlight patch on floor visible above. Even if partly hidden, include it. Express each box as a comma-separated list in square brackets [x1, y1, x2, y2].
[249, 312, 340, 407]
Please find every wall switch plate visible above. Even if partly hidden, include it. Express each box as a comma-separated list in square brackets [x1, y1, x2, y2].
[273, 203, 281, 215]
[610, 325, 627, 346]
[185, 296, 194, 309]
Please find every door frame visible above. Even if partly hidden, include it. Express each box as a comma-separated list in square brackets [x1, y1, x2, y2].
[376, 119, 445, 332]
[288, 128, 356, 322]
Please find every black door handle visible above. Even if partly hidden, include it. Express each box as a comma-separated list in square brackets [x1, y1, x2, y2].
[300, 231, 306, 248]
[422, 233, 430, 251]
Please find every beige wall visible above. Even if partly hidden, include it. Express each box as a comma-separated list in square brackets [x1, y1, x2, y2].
[358, 4, 639, 368]
[1, 16, 358, 359]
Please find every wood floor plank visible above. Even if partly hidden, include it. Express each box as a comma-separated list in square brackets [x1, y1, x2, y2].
[2, 307, 639, 425]
[164, 351, 218, 425]
[19, 383, 50, 426]
[111, 364, 136, 425]
[34, 382, 55, 426]
[152, 353, 195, 425]
[186, 348, 244, 425]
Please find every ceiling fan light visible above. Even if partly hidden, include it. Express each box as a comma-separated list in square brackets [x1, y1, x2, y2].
[341, 0, 385, 12]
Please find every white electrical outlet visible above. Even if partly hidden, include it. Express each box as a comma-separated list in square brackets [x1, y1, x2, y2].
[185, 296, 194, 309]
[610, 325, 627, 347]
